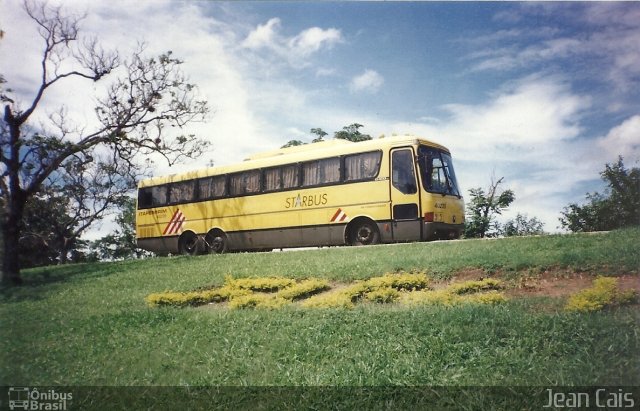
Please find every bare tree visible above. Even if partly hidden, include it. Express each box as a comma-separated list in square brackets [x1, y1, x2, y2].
[1, 1, 210, 284]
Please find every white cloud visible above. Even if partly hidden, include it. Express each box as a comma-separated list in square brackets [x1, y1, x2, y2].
[596, 115, 640, 161]
[469, 36, 582, 72]
[439, 76, 591, 159]
[349, 69, 384, 94]
[315, 67, 337, 77]
[353, 75, 597, 232]
[242, 18, 342, 68]
[0, 0, 273, 177]
[289, 26, 342, 57]
[468, 3, 640, 101]
[242, 17, 281, 50]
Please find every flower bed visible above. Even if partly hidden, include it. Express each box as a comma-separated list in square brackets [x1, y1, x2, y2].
[145, 272, 507, 310]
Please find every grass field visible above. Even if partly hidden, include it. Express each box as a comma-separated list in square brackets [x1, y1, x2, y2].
[1, 229, 639, 408]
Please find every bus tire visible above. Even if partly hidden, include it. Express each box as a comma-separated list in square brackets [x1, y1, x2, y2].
[178, 231, 200, 256]
[348, 219, 380, 246]
[205, 229, 228, 254]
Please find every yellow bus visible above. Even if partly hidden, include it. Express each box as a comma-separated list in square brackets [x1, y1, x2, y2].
[136, 135, 464, 255]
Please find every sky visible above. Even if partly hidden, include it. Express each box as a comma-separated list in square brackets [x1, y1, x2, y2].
[2, 0, 640, 237]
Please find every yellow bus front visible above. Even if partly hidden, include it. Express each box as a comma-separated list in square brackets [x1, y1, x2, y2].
[416, 144, 465, 240]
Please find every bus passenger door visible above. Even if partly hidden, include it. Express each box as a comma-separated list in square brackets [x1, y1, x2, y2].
[390, 148, 422, 242]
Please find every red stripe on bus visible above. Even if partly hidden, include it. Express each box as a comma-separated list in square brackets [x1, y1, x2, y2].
[163, 210, 181, 235]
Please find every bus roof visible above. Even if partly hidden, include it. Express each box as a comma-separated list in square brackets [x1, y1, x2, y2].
[244, 139, 354, 161]
[138, 135, 450, 187]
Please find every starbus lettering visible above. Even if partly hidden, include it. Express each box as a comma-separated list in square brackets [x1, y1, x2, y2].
[285, 193, 328, 209]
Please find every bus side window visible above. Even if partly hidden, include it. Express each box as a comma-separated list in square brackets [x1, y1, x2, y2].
[345, 151, 382, 181]
[151, 185, 169, 206]
[230, 170, 261, 196]
[138, 185, 168, 208]
[302, 157, 340, 187]
[392, 150, 417, 194]
[138, 188, 153, 209]
[169, 180, 196, 204]
[264, 168, 282, 191]
[282, 164, 299, 189]
[199, 175, 226, 199]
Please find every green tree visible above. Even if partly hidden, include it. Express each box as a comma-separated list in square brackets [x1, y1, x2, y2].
[3, 185, 98, 268]
[560, 156, 640, 232]
[17, 192, 73, 268]
[464, 177, 515, 238]
[310, 128, 327, 143]
[91, 197, 149, 260]
[334, 123, 372, 142]
[280, 140, 305, 148]
[1, 1, 209, 285]
[501, 213, 545, 237]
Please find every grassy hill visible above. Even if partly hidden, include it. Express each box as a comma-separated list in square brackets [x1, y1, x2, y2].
[1, 229, 638, 408]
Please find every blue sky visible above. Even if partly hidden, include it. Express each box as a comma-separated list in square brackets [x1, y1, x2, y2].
[2, 1, 639, 235]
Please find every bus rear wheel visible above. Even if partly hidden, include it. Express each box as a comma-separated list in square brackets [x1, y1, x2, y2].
[178, 231, 200, 256]
[349, 219, 380, 246]
[205, 229, 228, 254]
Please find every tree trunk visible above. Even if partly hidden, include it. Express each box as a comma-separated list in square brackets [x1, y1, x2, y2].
[59, 237, 70, 265]
[1, 194, 26, 285]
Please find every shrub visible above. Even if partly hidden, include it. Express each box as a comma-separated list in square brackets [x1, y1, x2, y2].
[301, 290, 355, 309]
[365, 288, 400, 304]
[461, 290, 509, 305]
[301, 272, 429, 309]
[448, 278, 503, 295]
[145, 286, 250, 307]
[224, 275, 296, 291]
[301, 283, 369, 309]
[277, 278, 330, 301]
[145, 291, 197, 307]
[401, 289, 458, 306]
[145, 273, 508, 309]
[364, 272, 430, 291]
[565, 276, 637, 312]
[399, 281, 508, 307]
[228, 294, 289, 310]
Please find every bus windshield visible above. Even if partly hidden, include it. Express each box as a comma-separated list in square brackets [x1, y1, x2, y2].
[418, 146, 461, 197]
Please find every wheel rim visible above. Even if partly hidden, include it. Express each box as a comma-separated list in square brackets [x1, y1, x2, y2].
[357, 226, 374, 244]
[181, 233, 198, 255]
[205, 231, 226, 254]
[210, 236, 224, 253]
[352, 222, 379, 245]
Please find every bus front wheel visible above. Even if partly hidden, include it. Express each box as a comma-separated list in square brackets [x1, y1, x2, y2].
[205, 229, 228, 254]
[178, 231, 200, 256]
[348, 219, 380, 246]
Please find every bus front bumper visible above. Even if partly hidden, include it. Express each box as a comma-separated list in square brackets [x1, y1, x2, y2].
[424, 222, 464, 240]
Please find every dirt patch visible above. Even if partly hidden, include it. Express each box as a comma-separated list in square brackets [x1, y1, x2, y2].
[428, 268, 487, 290]
[617, 275, 640, 293]
[506, 274, 594, 298]
[444, 267, 640, 299]
[449, 268, 488, 282]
